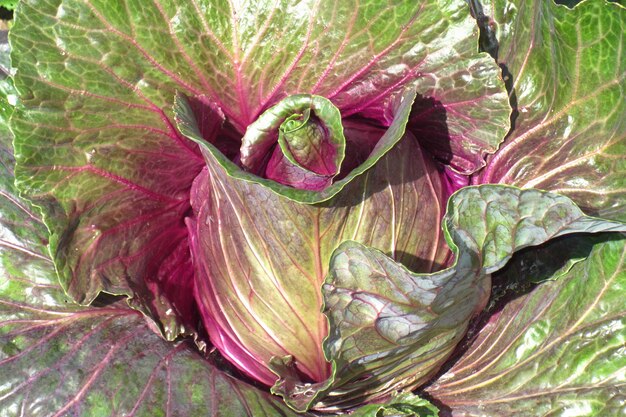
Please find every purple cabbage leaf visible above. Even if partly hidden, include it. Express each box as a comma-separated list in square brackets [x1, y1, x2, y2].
[427, 234, 626, 416]
[176, 87, 450, 387]
[423, 1, 626, 416]
[268, 186, 626, 412]
[475, 0, 625, 221]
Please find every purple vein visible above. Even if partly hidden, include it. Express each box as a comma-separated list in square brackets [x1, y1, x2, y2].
[189, 0, 234, 60]
[436, 262, 605, 394]
[384, 158, 397, 258]
[126, 343, 186, 417]
[326, 3, 424, 100]
[205, 171, 322, 379]
[225, 377, 255, 417]
[226, 0, 251, 124]
[23, 55, 200, 159]
[341, 58, 425, 118]
[0, 191, 45, 224]
[442, 308, 522, 379]
[79, 188, 132, 214]
[310, 210, 329, 380]
[46, 165, 183, 203]
[508, 3, 539, 95]
[0, 308, 131, 333]
[350, 171, 371, 240]
[310, 3, 359, 94]
[0, 322, 73, 367]
[483, 74, 624, 183]
[50, 331, 137, 417]
[408, 153, 440, 271]
[84, 1, 203, 96]
[252, 202, 328, 368]
[256, 0, 321, 115]
[546, 11, 560, 126]
[208, 369, 219, 417]
[210, 172, 314, 354]
[0, 239, 51, 262]
[165, 353, 173, 417]
[0, 315, 121, 402]
[122, 0, 136, 38]
[0, 275, 57, 289]
[294, 41, 321, 93]
[68, 204, 184, 292]
[152, 0, 224, 99]
[18, 75, 156, 113]
[48, 14, 212, 157]
[241, 0, 281, 63]
[256, 209, 319, 289]
[91, 219, 187, 275]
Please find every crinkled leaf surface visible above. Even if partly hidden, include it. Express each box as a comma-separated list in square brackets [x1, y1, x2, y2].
[427, 235, 626, 417]
[476, 0, 625, 221]
[0, 264, 306, 417]
[8, 0, 509, 136]
[9, 0, 509, 339]
[0, 74, 47, 275]
[0, 95, 306, 417]
[271, 185, 626, 412]
[10, 0, 205, 339]
[187, 126, 449, 387]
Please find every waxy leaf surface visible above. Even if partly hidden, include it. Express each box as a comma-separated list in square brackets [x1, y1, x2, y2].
[9, 0, 509, 338]
[476, 0, 625, 221]
[0, 87, 306, 417]
[427, 235, 626, 417]
[187, 128, 449, 387]
[10, 0, 206, 339]
[271, 185, 626, 411]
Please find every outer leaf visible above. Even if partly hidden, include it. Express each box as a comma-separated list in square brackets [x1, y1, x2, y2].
[0, 259, 309, 417]
[9, 0, 509, 139]
[0, 102, 305, 417]
[271, 185, 626, 412]
[0, 46, 46, 281]
[427, 235, 626, 417]
[476, 0, 626, 221]
[0, 31, 10, 76]
[347, 392, 439, 417]
[187, 126, 449, 387]
[10, 0, 205, 339]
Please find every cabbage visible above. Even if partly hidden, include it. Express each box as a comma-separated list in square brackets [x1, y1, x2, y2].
[1, 0, 624, 415]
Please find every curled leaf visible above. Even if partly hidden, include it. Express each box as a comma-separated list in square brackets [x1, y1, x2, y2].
[240, 95, 346, 190]
[270, 186, 626, 411]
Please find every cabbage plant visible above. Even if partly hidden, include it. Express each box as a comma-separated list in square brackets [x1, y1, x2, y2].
[0, 0, 624, 416]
